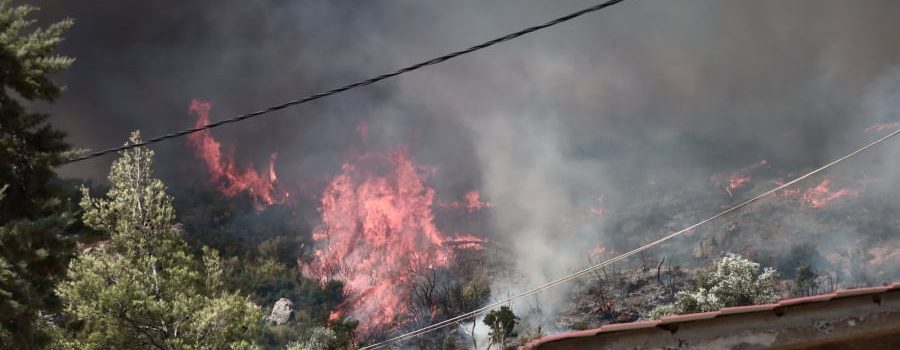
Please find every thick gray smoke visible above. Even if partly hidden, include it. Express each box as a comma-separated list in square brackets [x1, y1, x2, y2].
[35, 0, 900, 336]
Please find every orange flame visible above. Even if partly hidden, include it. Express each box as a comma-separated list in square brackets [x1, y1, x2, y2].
[463, 191, 492, 212]
[444, 233, 488, 250]
[438, 190, 493, 213]
[801, 179, 860, 208]
[713, 160, 768, 197]
[186, 100, 289, 208]
[302, 149, 483, 334]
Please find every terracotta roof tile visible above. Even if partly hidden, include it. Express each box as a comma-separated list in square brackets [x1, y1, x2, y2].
[521, 282, 900, 349]
[777, 293, 833, 307]
[598, 320, 659, 332]
[833, 285, 892, 298]
[717, 303, 776, 315]
[658, 310, 720, 324]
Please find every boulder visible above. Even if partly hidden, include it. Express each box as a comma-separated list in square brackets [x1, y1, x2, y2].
[266, 298, 294, 325]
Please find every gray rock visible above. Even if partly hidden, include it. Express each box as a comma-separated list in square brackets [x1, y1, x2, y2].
[266, 298, 294, 325]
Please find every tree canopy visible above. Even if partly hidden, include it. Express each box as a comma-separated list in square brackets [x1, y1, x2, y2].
[57, 132, 263, 350]
[0, 1, 75, 347]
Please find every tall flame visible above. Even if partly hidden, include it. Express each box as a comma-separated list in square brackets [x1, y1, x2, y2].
[303, 149, 483, 334]
[186, 99, 289, 208]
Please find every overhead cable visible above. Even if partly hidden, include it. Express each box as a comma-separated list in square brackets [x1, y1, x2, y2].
[62, 0, 628, 164]
[359, 127, 900, 349]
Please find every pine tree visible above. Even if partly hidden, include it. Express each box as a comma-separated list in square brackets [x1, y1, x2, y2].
[57, 132, 263, 350]
[0, 0, 74, 220]
[0, 1, 75, 347]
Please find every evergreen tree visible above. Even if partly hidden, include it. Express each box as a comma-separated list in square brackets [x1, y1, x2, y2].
[0, 1, 75, 347]
[0, 0, 74, 220]
[57, 132, 263, 350]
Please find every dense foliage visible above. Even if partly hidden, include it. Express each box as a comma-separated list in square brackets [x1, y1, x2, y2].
[483, 305, 519, 348]
[57, 132, 264, 349]
[170, 187, 356, 349]
[0, 0, 75, 347]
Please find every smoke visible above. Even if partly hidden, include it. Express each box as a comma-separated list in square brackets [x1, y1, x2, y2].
[34, 0, 900, 334]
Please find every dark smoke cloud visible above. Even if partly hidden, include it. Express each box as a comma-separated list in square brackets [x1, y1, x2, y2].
[35, 0, 900, 181]
[32, 0, 900, 333]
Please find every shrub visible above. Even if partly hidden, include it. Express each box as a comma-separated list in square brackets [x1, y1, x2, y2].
[650, 253, 779, 319]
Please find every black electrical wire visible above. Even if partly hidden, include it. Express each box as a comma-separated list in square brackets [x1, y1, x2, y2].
[63, 0, 628, 164]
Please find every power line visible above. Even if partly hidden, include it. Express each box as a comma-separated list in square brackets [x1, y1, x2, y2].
[62, 0, 629, 165]
[359, 128, 900, 349]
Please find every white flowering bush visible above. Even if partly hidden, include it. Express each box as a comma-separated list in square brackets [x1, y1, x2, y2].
[285, 327, 336, 350]
[650, 253, 780, 319]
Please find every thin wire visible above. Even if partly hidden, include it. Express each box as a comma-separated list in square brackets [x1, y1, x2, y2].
[360, 128, 900, 349]
[62, 0, 629, 165]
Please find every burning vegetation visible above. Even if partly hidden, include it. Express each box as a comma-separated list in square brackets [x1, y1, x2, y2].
[178, 101, 900, 348]
[302, 148, 485, 334]
[187, 99, 290, 208]
[710, 160, 769, 198]
[12, 1, 900, 349]
[187, 103, 489, 337]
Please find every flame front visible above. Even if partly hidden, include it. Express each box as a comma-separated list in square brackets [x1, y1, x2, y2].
[186, 100, 288, 208]
[713, 160, 769, 197]
[777, 178, 860, 208]
[303, 149, 483, 334]
[801, 179, 860, 208]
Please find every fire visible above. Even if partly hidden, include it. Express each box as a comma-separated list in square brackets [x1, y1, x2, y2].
[463, 191, 492, 212]
[445, 233, 488, 250]
[328, 311, 341, 322]
[801, 179, 860, 208]
[186, 100, 289, 208]
[302, 149, 484, 334]
[777, 178, 860, 207]
[439, 190, 493, 213]
[779, 188, 803, 198]
[713, 160, 768, 197]
[727, 174, 752, 196]
[865, 121, 900, 133]
[589, 245, 606, 256]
